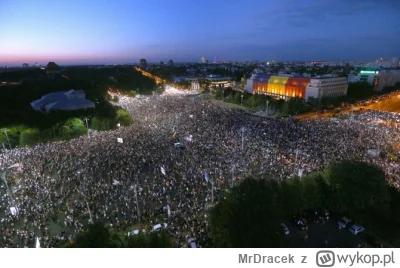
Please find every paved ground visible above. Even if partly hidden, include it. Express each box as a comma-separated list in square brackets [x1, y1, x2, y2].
[282, 216, 364, 248]
[365, 93, 400, 113]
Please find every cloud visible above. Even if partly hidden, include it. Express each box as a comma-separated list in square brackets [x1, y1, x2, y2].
[251, 0, 400, 27]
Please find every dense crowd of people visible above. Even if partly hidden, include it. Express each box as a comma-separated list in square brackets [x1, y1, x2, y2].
[1, 91, 399, 248]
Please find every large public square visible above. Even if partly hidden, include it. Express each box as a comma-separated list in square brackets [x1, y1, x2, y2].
[1, 89, 399, 247]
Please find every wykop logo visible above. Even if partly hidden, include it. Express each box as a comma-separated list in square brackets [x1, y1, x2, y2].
[316, 251, 335, 267]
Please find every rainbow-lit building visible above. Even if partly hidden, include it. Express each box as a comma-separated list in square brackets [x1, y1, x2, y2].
[251, 74, 348, 100]
[253, 74, 310, 99]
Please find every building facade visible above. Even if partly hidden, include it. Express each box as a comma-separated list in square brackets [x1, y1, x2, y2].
[347, 70, 400, 91]
[375, 70, 400, 91]
[252, 74, 309, 99]
[305, 77, 348, 99]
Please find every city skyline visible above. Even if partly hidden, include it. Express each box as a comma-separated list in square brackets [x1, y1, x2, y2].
[1, 0, 400, 65]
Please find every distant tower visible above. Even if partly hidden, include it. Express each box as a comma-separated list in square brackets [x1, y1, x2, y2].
[140, 59, 147, 68]
[168, 59, 174, 66]
[200, 57, 206, 64]
[214, 56, 219, 64]
[160, 61, 164, 66]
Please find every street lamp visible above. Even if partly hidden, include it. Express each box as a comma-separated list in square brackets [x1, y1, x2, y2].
[77, 189, 93, 224]
[133, 184, 141, 224]
[3, 129, 11, 149]
[1, 169, 16, 208]
[351, 105, 354, 119]
[231, 164, 236, 188]
[266, 100, 270, 115]
[293, 149, 300, 176]
[241, 94, 244, 106]
[83, 117, 90, 129]
[83, 117, 90, 137]
[241, 127, 245, 151]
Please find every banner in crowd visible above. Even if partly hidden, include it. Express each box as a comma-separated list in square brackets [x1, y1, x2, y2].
[204, 171, 209, 182]
[161, 166, 166, 176]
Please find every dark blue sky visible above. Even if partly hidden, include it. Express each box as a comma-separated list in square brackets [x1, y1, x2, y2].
[1, 0, 399, 65]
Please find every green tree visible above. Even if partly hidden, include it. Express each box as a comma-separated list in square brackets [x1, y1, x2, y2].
[234, 91, 241, 104]
[64, 118, 87, 137]
[58, 125, 71, 138]
[287, 97, 305, 115]
[73, 222, 115, 248]
[125, 231, 173, 248]
[244, 95, 256, 108]
[91, 116, 116, 131]
[347, 82, 374, 99]
[323, 160, 390, 218]
[301, 174, 322, 209]
[280, 178, 304, 215]
[116, 109, 133, 126]
[19, 128, 40, 146]
[210, 178, 284, 247]
[112, 95, 119, 102]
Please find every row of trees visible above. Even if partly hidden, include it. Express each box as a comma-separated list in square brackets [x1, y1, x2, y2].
[64, 222, 173, 248]
[1, 105, 133, 148]
[213, 88, 310, 115]
[210, 160, 400, 247]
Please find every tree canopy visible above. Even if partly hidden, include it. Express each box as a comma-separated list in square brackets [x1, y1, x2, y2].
[70, 222, 173, 248]
[210, 178, 284, 247]
[209, 160, 399, 247]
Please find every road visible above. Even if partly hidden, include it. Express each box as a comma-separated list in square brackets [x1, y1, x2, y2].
[0, 82, 20, 87]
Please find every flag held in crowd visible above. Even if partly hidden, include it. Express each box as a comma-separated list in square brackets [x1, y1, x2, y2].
[167, 204, 171, 217]
[161, 166, 166, 176]
[8, 163, 23, 169]
[43, 161, 54, 169]
[113, 179, 120, 185]
[184, 135, 193, 142]
[298, 169, 303, 177]
[117, 138, 123, 143]
[204, 171, 209, 182]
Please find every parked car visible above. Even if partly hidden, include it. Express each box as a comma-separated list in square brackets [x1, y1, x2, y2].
[281, 223, 289, 235]
[153, 223, 168, 231]
[338, 217, 351, 229]
[349, 224, 364, 235]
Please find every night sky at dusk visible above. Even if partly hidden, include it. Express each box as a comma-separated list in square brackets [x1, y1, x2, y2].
[1, 0, 399, 65]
